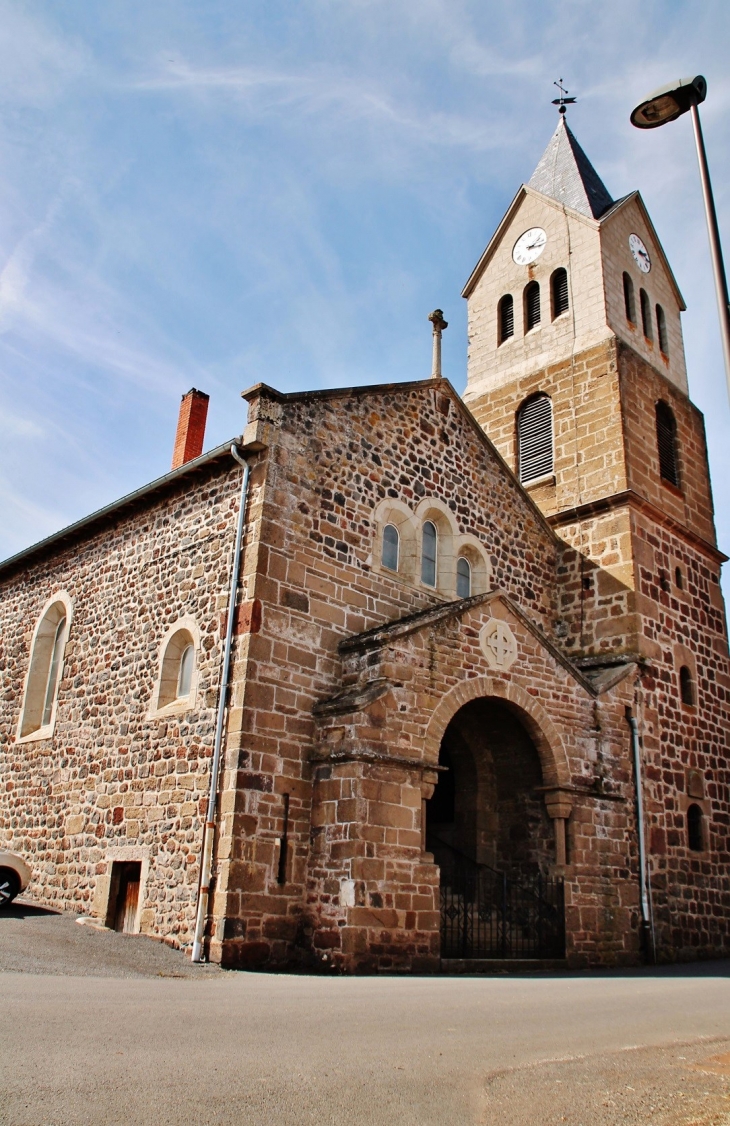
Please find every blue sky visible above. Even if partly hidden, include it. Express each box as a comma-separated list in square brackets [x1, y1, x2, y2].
[1, 1, 729, 597]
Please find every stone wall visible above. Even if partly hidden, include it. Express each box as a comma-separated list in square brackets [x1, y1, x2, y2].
[209, 378, 566, 967]
[0, 456, 242, 944]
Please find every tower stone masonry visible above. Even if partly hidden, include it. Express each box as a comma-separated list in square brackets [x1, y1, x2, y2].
[0, 117, 727, 970]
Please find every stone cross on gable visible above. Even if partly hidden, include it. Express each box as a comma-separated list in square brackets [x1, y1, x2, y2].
[428, 309, 448, 379]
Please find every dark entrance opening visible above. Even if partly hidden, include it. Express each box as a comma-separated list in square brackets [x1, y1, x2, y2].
[107, 861, 141, 934]
[427, 697, 564, 959]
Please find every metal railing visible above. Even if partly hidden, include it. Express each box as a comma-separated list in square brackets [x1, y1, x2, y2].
[431, 836, 565, 960]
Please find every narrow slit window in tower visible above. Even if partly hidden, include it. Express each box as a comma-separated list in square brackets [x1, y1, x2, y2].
[687, 804, 704, 852]
[679, 665, 695, 707]
[655, 401, 680, 487]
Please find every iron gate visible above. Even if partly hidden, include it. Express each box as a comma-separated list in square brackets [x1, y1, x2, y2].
[434, 839, 565, 959]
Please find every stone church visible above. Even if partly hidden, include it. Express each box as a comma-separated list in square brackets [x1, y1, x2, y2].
[1, 116, 728, 970]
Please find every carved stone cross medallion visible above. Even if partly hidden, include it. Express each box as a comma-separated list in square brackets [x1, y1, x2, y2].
[480, 618, 518, 670]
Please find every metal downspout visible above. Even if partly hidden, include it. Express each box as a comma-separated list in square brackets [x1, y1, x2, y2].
[191, 444, 250, 962]
[625, 706, 655, 962]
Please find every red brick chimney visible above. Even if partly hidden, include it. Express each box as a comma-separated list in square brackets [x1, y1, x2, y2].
[171, 389, 209, 469]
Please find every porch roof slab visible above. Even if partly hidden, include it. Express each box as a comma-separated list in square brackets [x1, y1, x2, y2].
[337, 588, 603, 697]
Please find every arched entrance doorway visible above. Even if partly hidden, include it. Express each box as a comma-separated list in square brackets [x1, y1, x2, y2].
[426, 697, 565, 960]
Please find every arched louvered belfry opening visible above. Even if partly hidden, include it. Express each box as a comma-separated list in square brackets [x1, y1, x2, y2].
[498, 294, 514, 344]
[524, 281, 541, 332]
[655, 400, 680, 487]
[640, 288, 652, 339]
[623, 273, 636, 324]
[551, 268, 569, 319]
[656, 304, 669, 355]
[517, 394, 553, 484]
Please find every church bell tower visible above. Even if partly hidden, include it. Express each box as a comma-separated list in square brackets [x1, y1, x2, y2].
[462, 113, 726, 663]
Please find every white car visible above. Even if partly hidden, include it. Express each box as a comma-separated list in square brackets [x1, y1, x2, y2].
[0, 850, 32, 907]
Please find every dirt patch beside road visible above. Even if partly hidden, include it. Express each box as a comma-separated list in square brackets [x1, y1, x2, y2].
[481, 1037, 730, 1125]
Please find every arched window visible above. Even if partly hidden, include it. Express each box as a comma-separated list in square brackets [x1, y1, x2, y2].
[623, 273, 636, 324]
[656, 304, 669, 354]
[687, 804, 704, 852]
[421, 521, 437, 587]
[456, 556, 471, 599]
[19, 599, 71, 739]
[679, 665, 695, 707]
[640, 288, 652, 339]
[381, 523, 399, 571]
[498, 294, 514, 344]
[156, 628, 197, 711]
[517, 394, 553, 484]
[675, 565, 684, 590]
[551, 268, 569, 319]
[524, 281, 541, 332]
[655, 401, 680, 487]
[177, 643, 195, 699]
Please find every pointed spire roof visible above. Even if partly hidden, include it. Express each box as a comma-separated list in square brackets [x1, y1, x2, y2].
[528, 116, 614, 219]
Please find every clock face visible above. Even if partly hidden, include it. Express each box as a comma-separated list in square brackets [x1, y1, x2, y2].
[512, 227, 547, 266]
[629, 233, 651, 273]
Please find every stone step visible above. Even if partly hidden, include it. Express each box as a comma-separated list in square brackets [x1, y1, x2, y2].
[441, 958, 568, 974]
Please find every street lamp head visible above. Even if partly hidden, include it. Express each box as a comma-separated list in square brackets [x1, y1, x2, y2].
[630, 75, 707, 129]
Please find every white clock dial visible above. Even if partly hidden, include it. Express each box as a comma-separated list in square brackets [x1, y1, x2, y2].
[629, 233, 651, 274]
[512, 227, 547, 266]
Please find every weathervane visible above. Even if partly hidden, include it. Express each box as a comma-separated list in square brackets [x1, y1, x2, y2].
[552, 78, 576, 115]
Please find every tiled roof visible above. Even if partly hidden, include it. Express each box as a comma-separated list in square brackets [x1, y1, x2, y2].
[528, 116, 614, 219]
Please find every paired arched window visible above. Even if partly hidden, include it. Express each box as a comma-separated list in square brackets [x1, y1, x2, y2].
[687, 804, 704, 852]
[551, 268, 569, 319]
[498, 294, 514, 344]
[640, 288, 652, 339]
[524, 281, 541, 332]
[421, 521, 437, 586]
[156, 627, 197, 711]
[655, 401, 680, 487]
[623, 273, 636, 324]
[19, 598, 71, 739]
[517, 393, 554, 484]
[382, 523, 399, 571]
[656, 304, 668, 354]
[679, 665, 695, 707]
[456, 556, 471, 599]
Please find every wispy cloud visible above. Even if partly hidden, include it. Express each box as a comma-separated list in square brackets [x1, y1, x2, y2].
[0, 0, 727, 596]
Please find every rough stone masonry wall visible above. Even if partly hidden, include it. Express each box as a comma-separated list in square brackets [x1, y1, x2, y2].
[311, 596, 644, 970]
[618, 344, 717, 548]
[0, 460, 241, 944]
[468, 339, 640, 656]
[631, 508, 730, 960]
[211, 379, 564, 968]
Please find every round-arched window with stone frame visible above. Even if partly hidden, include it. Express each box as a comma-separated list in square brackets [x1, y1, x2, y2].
[381, 523, 400, 572]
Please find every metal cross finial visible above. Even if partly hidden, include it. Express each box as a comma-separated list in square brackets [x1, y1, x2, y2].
[552, 78, 577, 115]
[428, 309, 448, 378]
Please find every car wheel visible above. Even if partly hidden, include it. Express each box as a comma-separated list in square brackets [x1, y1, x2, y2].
[0, 868, 20, 908]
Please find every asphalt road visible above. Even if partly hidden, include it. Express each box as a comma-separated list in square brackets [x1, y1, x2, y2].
[2, 900, 730, 1125]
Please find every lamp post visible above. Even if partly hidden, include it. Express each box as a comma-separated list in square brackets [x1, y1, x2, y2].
[631, 76, 730, 405]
